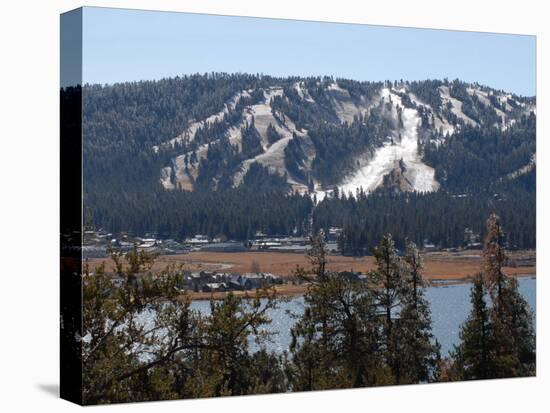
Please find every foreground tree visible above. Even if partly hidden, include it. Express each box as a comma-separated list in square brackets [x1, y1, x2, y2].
[289, 234, 383, 390]
[191, 290, 285, 397]
[289, 234, 440, 389]
[484, 214, 536, 377]
[82, 246, 284, 404]
[82, 247, 198, 403]
[449, 273, 495, 380]
[398, 242, 441, 383]
[368, 234, 406, 384]
[503, 277, 536, 376]
[451, 214, 535, 380]
[484, 213, 508, 316]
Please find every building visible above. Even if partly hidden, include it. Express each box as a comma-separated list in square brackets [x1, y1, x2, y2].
[185, 234, 210, 245]
[202, 283, 228, 293]
[200, 242, 248, 252]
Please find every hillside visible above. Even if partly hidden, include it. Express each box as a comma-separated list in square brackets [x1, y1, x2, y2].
[142, 76, 535, 196]
[80, 73, 536, 250]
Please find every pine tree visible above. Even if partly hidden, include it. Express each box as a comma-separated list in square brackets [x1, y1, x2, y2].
[266, 123, 280, 145]
[398, 242, 441, 383]
[289, 234, 382, 390]
[483, 213, 508, 316]
[199, 290, 280, 396]
[368, 234, 406, 383]
[305, 231, 328, 280]
[504, 277, 536, 376]
[451, 214, 536, 380]
[484, 213, 535, 377]
[450, 273, 494, 380]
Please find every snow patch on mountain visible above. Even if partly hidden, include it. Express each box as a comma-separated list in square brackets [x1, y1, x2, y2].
[160, 166, 175, 190]
[321, 89, 439, 198]
[505, 154, 536, 180]
[408, 91, 455, 137]
[232, 89, 309, 188]
[293, 81, 315, 103]
[159, 86, 312, 191]
[162, 109, 252, 190]
[246, 88, 286, 148]
[327, 82, 370, 124]
[467, 87, 509, 128]
[439, 86, 478, 127]
[153, 90, 251, 153]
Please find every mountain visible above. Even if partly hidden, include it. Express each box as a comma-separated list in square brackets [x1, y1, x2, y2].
[80, 73, 536, 249]
[141, 76, 535, 197]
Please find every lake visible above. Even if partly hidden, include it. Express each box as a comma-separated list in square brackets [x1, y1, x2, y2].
[190, 276, 536, 356]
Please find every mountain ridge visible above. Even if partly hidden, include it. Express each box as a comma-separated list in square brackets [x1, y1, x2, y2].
[145, 75, 535, 197]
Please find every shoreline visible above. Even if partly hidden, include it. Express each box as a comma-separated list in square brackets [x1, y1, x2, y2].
[183, 272, 536, 301]
[85, 249, 536, 301]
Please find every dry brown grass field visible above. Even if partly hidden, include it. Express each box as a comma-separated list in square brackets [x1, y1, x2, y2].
[87, 249, 535, 279]
[85, 249, 535, 300]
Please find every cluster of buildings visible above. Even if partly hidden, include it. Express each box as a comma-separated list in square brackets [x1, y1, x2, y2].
[83, 229, 191, 257]
[83, 229, 325, 257]
[178, 270, 283, 293]
[175, 270, 369, 294]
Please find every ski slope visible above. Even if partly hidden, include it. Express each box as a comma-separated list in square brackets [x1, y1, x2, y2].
[336, 89, 439, 197]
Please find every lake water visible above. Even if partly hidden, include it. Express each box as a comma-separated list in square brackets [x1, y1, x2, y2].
[191, 276, 536, 356]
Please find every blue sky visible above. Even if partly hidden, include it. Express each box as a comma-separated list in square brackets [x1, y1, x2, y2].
[82, 7, 536, 96]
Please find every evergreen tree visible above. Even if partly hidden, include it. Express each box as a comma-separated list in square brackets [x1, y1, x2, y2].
[289, 234, 382, 390]
[484, 213, 508, 316]
[197, 290, 282, 396]
[484, 214, 536, 377]
[82, 248, 285, 403]
[451, 214, 536, 380]
[450, 274, 494, 380]
[398, 242, 441, 383]
[266, 123, 281, 145]
[368, 234, 406, 383]
[503, 277, 536, 376]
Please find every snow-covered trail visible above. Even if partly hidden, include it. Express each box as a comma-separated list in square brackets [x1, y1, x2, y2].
[154, 90, 251, 153]
[334, 89, 439, 198]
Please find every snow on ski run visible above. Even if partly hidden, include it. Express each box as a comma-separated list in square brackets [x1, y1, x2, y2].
[335, 88, 439, 198]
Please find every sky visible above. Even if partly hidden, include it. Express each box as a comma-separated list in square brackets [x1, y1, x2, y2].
[81, 6, 536, 96]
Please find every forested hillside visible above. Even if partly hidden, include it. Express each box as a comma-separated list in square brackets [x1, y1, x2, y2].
[79, 73, 536, 250]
